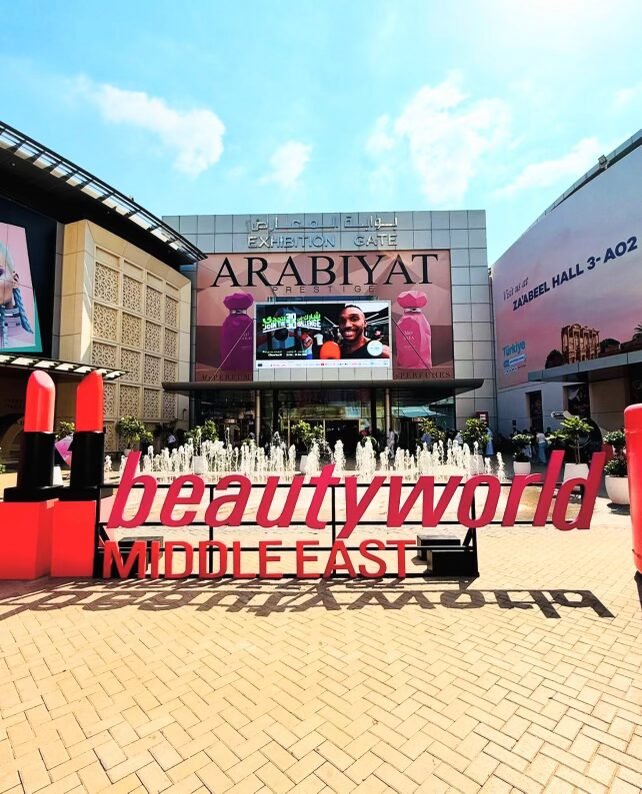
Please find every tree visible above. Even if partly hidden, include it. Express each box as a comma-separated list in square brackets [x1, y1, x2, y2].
[557, 415, 592, 464]
[418, 418, 445, 445]
[116, 417, 146, 450]
[461, 418, 489, 451]
[201, 420, 219, 443]
[291, 421, 322, 454]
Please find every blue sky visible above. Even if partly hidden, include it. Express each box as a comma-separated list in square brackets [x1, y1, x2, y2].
[1, 0, 641, 261]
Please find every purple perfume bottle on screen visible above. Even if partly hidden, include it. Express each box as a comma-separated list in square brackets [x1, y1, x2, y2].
[395, 290, 432, 369]
[220, 292, 254, 371]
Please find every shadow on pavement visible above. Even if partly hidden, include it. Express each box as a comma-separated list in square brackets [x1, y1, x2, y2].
[0, 577, 615, 620]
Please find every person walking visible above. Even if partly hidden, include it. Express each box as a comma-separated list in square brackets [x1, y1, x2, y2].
[485, 427, 494, 457]
[536, 429, 547, 464]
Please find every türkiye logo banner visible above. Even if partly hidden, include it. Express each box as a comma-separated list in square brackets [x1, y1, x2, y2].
[195, 250, 454, 382]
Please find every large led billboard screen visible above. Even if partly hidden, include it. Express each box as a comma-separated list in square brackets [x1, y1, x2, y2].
[255, 300, 392, 369]
[493, 144, 642, 389]
[196, 250, 454, 382]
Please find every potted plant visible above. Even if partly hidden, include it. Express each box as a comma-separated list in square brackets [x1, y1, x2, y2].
[461, 418, 489, 451]
[139, 430, 154, 452]
[557, 415, 592, 481]
[511, 433, 533, 476]
[291, 420, 315, 472]
[418, 418, 445, 448]
[461, 418, 489, 472]
[604, 429, 625, 457]
[201, 419, 219, 444]
[116, 416, 146, 455]
[603, 430, 628, 505]
[186, 425, 207, 474]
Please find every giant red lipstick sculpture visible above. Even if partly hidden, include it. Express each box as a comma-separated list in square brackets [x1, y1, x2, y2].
[51, 371, 111, 577]
[625, 404, 642, 575]
[0, 371, 61, 578]
[70, 371, 105, 494]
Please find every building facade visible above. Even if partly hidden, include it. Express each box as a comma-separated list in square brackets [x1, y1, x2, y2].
[492, 130, 642, 436]
[0, 122, 199, 463]
[163, 211, 496, 454]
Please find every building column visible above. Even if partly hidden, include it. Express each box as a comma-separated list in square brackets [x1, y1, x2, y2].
[255, 390, 261, 444]
[385, 388, 391, 435]
[370, 388, 377, 432]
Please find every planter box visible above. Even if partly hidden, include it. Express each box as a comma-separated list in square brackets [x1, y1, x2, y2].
[193, 455, 207, 475]
[472, 454, 485, 474]
[605, 475, 629, 505]
[52, 465, 63, 486]
[299, 455, 308, 473]
[563, 463, 589, 482]
[513, 461, 531, 476]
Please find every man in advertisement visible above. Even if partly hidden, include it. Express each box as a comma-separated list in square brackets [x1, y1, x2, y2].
[338, 304, 390, 360]
[255, 301, 392, 366]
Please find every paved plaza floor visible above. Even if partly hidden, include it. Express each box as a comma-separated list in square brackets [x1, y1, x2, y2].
[0, 474, 641, 793]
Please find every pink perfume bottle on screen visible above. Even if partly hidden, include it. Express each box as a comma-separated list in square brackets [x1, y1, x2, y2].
[395, 290, 432, 369]
[220, 292, 254, 371]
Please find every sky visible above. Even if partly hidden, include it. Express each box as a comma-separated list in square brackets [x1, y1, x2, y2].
[1, 0, 642, 262]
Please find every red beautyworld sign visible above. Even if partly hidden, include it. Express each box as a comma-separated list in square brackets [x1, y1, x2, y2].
[103, 451, 605, 580]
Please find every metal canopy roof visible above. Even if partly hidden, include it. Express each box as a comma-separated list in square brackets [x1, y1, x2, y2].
[0, 352, 125, 380]
[0, 120, 204, 269]
[163, 378, 483, 394]
[528, 348, 642, 384]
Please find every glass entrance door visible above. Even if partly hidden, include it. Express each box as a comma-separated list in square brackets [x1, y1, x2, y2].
[325, 420, 360, 457]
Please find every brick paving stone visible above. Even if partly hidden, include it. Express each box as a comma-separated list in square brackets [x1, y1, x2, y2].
[77, 762, 112, 793]
[0, 489, 641, 793]
[136, 761, 173, 792]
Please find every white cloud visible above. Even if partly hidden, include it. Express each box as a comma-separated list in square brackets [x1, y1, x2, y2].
[366, 73, 511, 206]
[75, 78, 225, 177]
[262, 141, 312, 189]
[613, 84, 642, 109]
[495, 137, 603, 197]
[366, 115, 396, 156]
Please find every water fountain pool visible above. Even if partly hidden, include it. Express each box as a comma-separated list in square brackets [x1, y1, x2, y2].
[108, 435, 506, 483]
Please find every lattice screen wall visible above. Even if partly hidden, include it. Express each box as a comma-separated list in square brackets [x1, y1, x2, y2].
[58, 221, 190, 453]
[91, 252, 182, 450]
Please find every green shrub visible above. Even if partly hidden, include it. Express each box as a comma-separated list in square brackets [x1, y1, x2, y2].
[116, 416, 146, 449]
[511, 433, 533, 463]
[603, 430, 625, 450]
[55, 420, 75, 440]
[461, 418, 489, 451]
[418, 418, 445, 445]
[201, 420, 219, 443]
[604, 456, 627, 477]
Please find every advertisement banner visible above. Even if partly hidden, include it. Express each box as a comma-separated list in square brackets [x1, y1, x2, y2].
[255, 300, 392, 369]
[493, 145, 642, 389]
[0, 222, 42, 353]
[196, 250, 453, 382]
